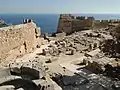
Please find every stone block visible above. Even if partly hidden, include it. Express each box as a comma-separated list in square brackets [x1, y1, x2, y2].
[0, 75, 22, 84]
[33, 79, 54, 90]
[16, 88, 24, 90]
[0, 85, 15, 90]
[9, 62, 23, 74]
[21, 61, 45, 79]
[0, 68, 11, 78]
[32, 62, 45, 79]
[85, 48, 100, 57]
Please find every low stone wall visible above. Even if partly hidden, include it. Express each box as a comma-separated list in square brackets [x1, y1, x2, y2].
[0, 22, 41, 60]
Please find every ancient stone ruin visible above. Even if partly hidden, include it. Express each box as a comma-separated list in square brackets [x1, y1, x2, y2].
[0, 19, 41, 61]
[0, 59, 54, 90]
[1, 15, 120, 90]
[57, 14, 94, 34]
[57, 14, 120, 35]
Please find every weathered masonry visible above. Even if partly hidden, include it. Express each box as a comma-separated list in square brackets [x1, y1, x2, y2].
[0, 20, 41, 60]
[57, 14, 94, 34]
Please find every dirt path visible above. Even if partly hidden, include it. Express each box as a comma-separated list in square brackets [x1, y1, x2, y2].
[46, 53, 85, 75]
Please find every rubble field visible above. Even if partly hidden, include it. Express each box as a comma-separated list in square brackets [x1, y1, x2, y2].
[1, 24, 120, 90]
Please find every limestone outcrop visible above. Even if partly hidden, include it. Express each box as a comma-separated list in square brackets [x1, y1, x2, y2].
[0, 19, 41, 61]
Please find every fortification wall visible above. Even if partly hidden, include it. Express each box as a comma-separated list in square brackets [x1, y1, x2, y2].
[57, 14, 120, 35]
[93, 20, 109, 29]
[0, 22, 41, 60]
[57, 14, 94, 34]
[72, 19, 93, 32]
[57, 17, 72, 34]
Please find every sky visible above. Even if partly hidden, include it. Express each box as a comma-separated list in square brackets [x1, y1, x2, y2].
[0, 0, 120, 14]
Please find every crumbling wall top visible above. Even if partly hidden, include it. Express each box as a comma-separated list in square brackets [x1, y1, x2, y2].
[0, 22, 36, 31]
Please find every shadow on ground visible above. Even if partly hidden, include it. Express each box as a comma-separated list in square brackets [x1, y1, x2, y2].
[51, 73, 118, 90]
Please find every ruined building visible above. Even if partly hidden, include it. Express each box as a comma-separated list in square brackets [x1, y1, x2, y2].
[0, 59, 55, 90]
[57, 14, 120, 35]
[0, 19, 60, 90]
[57, 14, 95, 34]
[0, 19, 42, 60]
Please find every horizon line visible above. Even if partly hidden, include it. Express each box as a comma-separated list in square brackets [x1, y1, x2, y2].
[1, 12, 120, 14]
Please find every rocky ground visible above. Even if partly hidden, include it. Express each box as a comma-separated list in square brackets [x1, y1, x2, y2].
[1, 28, 120, 90]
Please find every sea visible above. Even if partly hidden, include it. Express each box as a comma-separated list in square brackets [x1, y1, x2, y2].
[0, 13, 120, 34]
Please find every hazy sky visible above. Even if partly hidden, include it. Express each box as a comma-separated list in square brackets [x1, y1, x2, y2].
[0, 0, 120, 14]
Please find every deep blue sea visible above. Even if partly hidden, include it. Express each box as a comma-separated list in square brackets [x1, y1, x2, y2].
[0, 13, 120, 34]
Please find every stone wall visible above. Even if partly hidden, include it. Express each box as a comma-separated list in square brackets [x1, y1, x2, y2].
[57, 14, 72, 34]
[0, 21, 41, 60]
[57, 14, 94, 34]
[57, 14, 120, 35]
[93, 20, 109, 29]
[72, 19, 93, 32]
